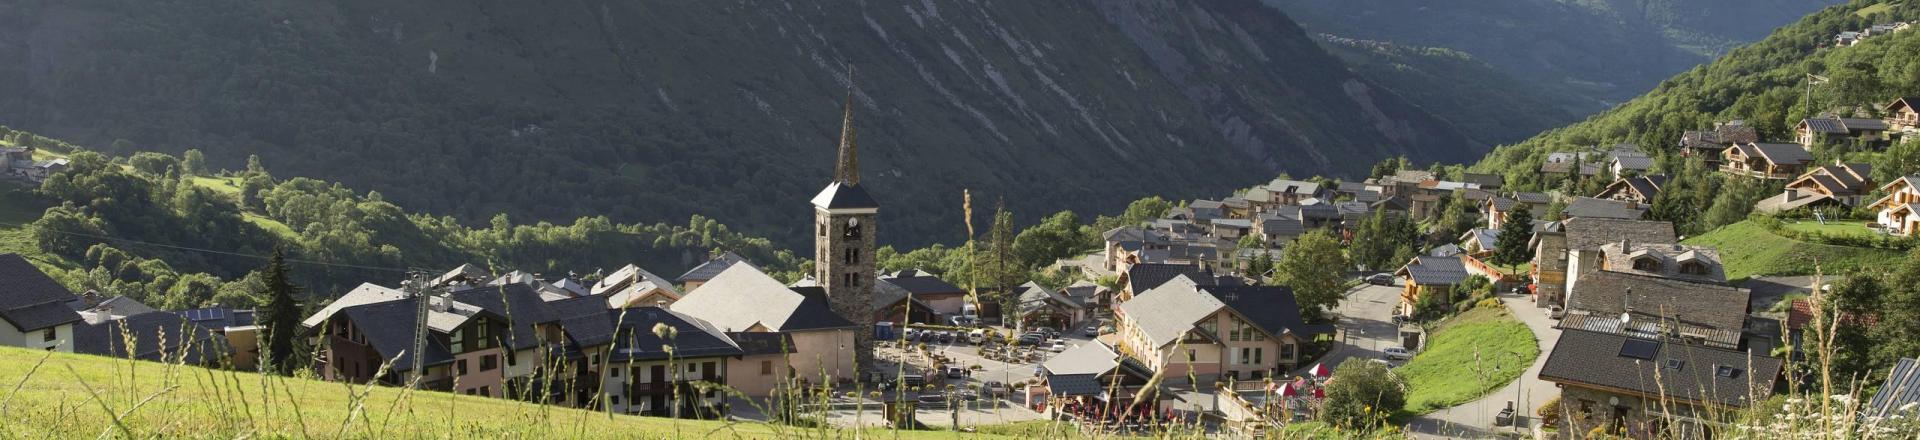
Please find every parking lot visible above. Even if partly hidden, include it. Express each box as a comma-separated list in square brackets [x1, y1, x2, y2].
[818, 322, 1102, 428]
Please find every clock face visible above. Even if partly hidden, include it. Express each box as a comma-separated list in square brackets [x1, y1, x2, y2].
[849, 218, 860, 227]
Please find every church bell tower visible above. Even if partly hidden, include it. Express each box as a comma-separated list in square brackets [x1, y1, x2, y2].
[810, 83, 878, 373]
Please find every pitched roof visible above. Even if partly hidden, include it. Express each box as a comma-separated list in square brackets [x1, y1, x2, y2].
[433, 264, 490, 287]
[1046, 374, 1106, 397]
[769, 287, 857, 331]
[676, 252, 756, 283]
[333, 298, 460, 371]
[1202, 285, 1332, 338]
[728, 331, 796, 356]
[1538, 329, 1780, 407]
[1561, 217, 1676, 251]
[669, 264, 810, 332]
[1044, 340, 1125, 376]
[547, 295, 617, 348]
[1117, 281, 1224, 349]
[450, 284, 558, 351]
[1267, 179, 1322, 196]
[1513, 192, 1552, 205]
[1868, 358, 1920, 418]
[1612, 155, 1655, 171]
[1801, 117, 1848, 134]
[1564, 197, 1648, 220]
[302, 283, 406, 328]
[606, 307, 742, 362]
[1565, 271, 1749, 332]
[1396, 255, 1469, 286]
[883, 273, 966, 296]
[0, 253, 82, 332]
[810, 181, 879, 210]
[71, 312, 226, 364]
[1018, 282, 1082, 313]
[1740, 142, 1815, 166]
[1122, 263, 1213, 294]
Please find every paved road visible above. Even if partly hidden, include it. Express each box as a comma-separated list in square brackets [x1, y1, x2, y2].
[1406, 291, 1562, 439]
[1293, 282, 1406, 377]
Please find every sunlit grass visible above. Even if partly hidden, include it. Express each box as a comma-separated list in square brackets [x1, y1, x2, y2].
[1395, 307, 1537, 414]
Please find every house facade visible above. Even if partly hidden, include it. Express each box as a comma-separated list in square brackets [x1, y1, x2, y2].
[1113, 283, 1327, 382]
[0, 254, 84, 352]
[1870, 176, 1920, 236]
[1720, 142, 1815, 180]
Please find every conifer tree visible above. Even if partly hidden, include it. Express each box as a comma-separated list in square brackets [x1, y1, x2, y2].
[259, 247, 302, 374]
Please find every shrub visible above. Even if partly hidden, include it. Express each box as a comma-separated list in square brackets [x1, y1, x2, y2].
[1320, 359, 1407, 431]
[1475, 297, 1503, 310]
[1537, 395, 1562, 426]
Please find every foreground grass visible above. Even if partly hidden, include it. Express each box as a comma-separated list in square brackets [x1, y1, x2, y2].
[0, 346, 1016, 439]
[1395, 307, 1537, 414]
[1685, 220, 1901, 280]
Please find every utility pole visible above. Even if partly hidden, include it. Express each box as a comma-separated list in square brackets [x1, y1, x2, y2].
[408, 271, 433, 389]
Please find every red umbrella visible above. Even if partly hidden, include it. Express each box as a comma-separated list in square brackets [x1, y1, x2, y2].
[1277, 382, 1297, 397]
[1310, 363, 1330, 378]
[1313, 388, 1326, 399]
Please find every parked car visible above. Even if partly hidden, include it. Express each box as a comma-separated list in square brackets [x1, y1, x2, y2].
[937, 332, 955, 344]
[1017, 335, 1042, 346]
[982, 381, 1009, 397]
[901, 374, 926, 387]
[1082, 326, 1100, 337]
[944, 366, 967, 378]
[1547, 305, 1566, 320]
[1048, 341, 1069, 352]
[950, 316, 977, 327]
[1365, 273, 1395, 286]
[967, 329, 986, 344]
[1383, 346, 1414, 361]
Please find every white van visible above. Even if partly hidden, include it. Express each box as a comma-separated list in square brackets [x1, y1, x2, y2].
[967, 329, 986, 344]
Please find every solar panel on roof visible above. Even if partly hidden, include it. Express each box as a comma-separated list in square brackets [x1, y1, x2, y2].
[1619, 338, 1660, 360]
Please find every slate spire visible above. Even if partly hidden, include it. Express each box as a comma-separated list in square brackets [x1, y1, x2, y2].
[835, 67, 859, 186]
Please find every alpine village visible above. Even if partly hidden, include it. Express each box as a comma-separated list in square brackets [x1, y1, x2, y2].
[11, 1, 1920, 439]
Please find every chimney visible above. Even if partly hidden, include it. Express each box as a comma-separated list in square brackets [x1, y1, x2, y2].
[430, 295, 451, 313]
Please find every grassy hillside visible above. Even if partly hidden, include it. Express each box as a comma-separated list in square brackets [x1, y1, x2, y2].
[0, 0, 1487, 250]
[1683, 219, 1903, 280]
[1394, 307, 1538, 414]
[0, 346, 1023, 439]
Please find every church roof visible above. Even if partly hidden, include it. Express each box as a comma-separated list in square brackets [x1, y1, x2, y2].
[811, 181, 879, 210]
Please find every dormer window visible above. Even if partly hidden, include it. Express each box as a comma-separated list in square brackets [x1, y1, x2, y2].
[1679, 261, 1707, 275]
[1631, 257, 1659, 272]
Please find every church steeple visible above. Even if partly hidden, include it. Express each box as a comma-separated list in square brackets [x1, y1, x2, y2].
[834, 82, 859, 186]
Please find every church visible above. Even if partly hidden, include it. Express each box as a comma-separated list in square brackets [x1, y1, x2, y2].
[810, 87, 880, 374]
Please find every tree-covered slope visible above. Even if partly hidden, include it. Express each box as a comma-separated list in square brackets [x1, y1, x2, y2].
[1317, 36, 1593, 145]
[1267, 0, 1844, 109]
[1473, 0, 1920, 187]
[0, 0, 1483, 250]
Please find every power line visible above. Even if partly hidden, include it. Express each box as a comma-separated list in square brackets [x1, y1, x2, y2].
[0, 220, 409, 273]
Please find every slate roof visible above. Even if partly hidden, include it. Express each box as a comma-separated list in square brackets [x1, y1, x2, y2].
[1561, 218, 1676, 251]
[1046, 374, 1105, 397]
[1868, 358, 1920, 418]
[0, 253, 82, 332]
[1461, 173, 1503, 188]
[1393, 170, 1435, 183]
[71, 311, 226, 364]
[433, 264, 490, 287]
[1122, 263, 1214, 294]
[670, 264, 856, 332]
[450, 283, 557, 351]
[1736, 142, 1815, 166]
[1540, 162, 1575, 174]
[547, 295, 617, 348]
[1018, 282, 1082, 313]
[1565, 271, 1749, 332]
[606, 307, 743, 362]
[1613, 155, 1655, 171]
[1267, 179, 1322, 196]
[334, 298, 463, 371]
[1202, 285, 1332, 338]
[1802, 117, 1848, 134]
[810, 181, 879, 210]
[179, 307, 256, 329]
[1463, 228, 1499, 250]
[1397, 255, 1469, 286]
[1564, 197, 1648, 220]
[677, 252, 756, 283]
[883, 273, 966, 296]
[1538, 329, 1780, 407]
[728, 331, 796, 356]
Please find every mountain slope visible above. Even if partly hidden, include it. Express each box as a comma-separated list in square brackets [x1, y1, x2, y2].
[0, 0, 1482, 249]
[1266, 0, 1845, 110]
[1316, 36, 1592, 145]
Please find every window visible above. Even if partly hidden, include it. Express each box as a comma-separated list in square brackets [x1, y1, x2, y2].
[457, 359, 469, 376]
[1186, 349, 1197, 362]
[611, 396, 622, 406]
[1579, 399, 1595, 414]
[479, 386, 490, 397]
[41, 328, 55, 342]
[844, 248, 859, 265]
[1281, 344, 1295, 359]
[1665, 359, 1685, 370]
[850, 273, 860, 287]
[1679, 262, 1707, 275]
[481, 354, 498, 372]
[844, 223, 862, 239]
[1631, 257, 1658, 272]
[1252, 348, 1263, 364]
[818, 224, 826, 237]
[1716, 366, 1742, 378]
[1239, 348, 1252, 364]
[611, 368, 620, 378]
[761, 361, 774, 375]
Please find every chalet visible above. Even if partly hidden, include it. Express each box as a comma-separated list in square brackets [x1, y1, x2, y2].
[876, 269, 965, 318]
[1869, 176, 1920, 236]
[1461, 173, 1503, 190]
[1395, 255, 1470, 317]
[600, 306, 743, 418]
[1114, 262, 1215, 304]
[1534, 218, 1676, 307]
[1033, 341, 1156, 419]
[1796, 117, 1890, 147]
[1102, 226, 1171, 271]
[1609, 154, 1654, 177]
[1888, 97, 1920, 134]
[1382, 170, 1436, 197]
[1721, 142, 1816, 180]
[526, 295, 619, 406]
[310, 295, 511, 395]
[179, 307, 261, 370]
[1595, 176, 1667, 205]
[0, 254, 84, 352]
[669, 264, 857, 386]
[1485, 193, 1548, 230]
[1679, 121, 1758, 164]
[1188, 199, 1227, 222]
[1563, 197, 1648, 220]
[1114, 281, 1330, 382]
[868, 277, 937, 326]
[1538, 328, 1779, 438]
[595, 264, 683, 308]
[676, 252, 754, 293]
[449, 283, 580, 398]
[1219, 197, 1253, 218]
[1015, 282, 1085, 329]
[1756, 161, 1875, 213]
[1254, 211, 1305, 246]
[1263, 179, 1325, 207]
[1210, 218, 1253, 241]
[1459, 228, 1499, 256]
[1595, 241, 1726, 286]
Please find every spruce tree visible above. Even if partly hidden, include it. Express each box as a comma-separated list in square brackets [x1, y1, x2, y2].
[260, 247, 302, 374]
[1492, 205, 1535, 265]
